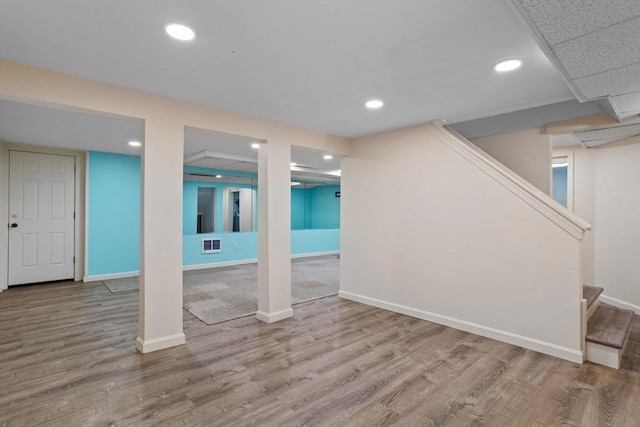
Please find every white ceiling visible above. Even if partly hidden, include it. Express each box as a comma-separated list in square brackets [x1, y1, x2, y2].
[0, 98, 339, 180]
[0, 0, 575, 138]
[0, 99, 144, 154]
[2, 0, 638, 160]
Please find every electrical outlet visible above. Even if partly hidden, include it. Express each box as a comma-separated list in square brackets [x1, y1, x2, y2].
[234, 243, 239, 250]
[296, 239, 301, 246]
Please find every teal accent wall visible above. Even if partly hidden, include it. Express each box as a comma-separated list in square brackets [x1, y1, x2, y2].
[291, 229, 340, 255]
[553, 165, 568, 208]
[291, 185, 340, 229]
[86, 153, 340, 276]
[291, 187, 312, 229]
[310, 185, 341, 229]
[87, 151, 140, 275]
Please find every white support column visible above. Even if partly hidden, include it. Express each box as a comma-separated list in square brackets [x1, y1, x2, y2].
[136, 118, 186, 353]
[256, 140, 293, 323]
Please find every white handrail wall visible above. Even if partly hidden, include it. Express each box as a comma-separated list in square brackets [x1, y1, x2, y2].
[340, 122, 590, 363]
[434, 123, 591, 238]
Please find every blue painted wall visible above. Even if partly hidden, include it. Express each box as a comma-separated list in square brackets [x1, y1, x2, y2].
[553, 165, 568, 208]
[291, 229, 340, 255]
[310, 185, 341, 229]
[86, 153, 340, 276]
[291, 187, 313, 229]
[291, 185, 340, 229]
[87, 151, 140, 275]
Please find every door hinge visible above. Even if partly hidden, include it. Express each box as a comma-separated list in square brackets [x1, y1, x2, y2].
[73, 212, 76, 219]
[73, 257, 76, 264]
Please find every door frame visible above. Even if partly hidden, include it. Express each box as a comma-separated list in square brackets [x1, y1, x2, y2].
[1, 142, 86, 290]
[552, 148, 575, 212]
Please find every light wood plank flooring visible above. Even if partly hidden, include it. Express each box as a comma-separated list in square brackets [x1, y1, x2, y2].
[1, 280, 639, 426]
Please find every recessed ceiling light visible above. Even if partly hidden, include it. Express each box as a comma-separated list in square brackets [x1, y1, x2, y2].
[291, 182, 301, 186]
[128, 140, 142, 147]
[215, 174, 222, 178]
[251, 143, 260, 149]
[323, 154, 333, 160]
[493, 59, 522, 72]
[365, 99, 384, 109]
[165, 23, 196, 41]
[290, 162, 297, 166]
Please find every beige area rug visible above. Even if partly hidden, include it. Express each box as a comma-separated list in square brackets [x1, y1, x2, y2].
[103, 256, 339, 325]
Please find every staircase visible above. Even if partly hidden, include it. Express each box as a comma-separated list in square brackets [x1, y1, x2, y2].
[583, 285, 634, 369]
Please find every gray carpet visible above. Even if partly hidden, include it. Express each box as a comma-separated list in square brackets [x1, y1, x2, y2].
[103, 256, 339, 325]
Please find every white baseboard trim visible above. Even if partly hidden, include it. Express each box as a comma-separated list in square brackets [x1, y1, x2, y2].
[84, 271, 139, 282]
[291, 250, 340, 259]
[338, 290, 584, 364]
[135, 333, 185, 353]
[599, 294, 640, 315]
[183, 258, 257, 271]
[256, 308, 293, 323]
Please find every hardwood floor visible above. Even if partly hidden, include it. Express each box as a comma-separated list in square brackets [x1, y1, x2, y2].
[1, 281, 639, 427]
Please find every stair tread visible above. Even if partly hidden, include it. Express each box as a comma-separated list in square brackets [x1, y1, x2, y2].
[583, 285, 604, 309]
[586, 304, 634, 349]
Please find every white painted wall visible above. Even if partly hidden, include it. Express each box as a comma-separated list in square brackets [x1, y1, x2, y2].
[573, 148, 596, 287]
[555, 138, 640, 313]
[594, 139, 640, 312]
[341, 123, 585, 362]
[471, 128, 552, 195]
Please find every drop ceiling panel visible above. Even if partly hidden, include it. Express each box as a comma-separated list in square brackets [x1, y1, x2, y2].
[552, 17, 640, 79]
[610, 93, 640, 119]
[517, 0, 640, 45]
[573, 122, 640, 147]
[513, 0, 640, 120]
[574, 63, 640, 99]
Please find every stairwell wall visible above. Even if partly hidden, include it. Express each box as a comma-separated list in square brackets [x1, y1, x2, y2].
[555, 137, 640, 314]
[594, 139, 640, 313]
[471, 128, 552, 196]
[340, 123, 584, 362]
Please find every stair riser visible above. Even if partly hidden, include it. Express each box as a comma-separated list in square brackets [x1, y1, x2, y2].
[586, 326, 631, 369]
[586, 342, 623, 369]
[587, 299, 600, 320]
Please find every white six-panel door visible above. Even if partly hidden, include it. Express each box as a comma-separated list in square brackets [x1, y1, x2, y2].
[8, 151, 75, 285]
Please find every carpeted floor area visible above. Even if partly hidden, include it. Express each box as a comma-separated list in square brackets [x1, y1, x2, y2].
[103, 255, 339, 325]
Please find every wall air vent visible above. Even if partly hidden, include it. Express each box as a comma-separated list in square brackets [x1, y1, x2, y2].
[202, 238, 221, 254]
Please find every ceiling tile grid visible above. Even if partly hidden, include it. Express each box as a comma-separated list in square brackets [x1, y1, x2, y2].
[513, 0, 640, 119]
[551, 16, 640, 79]
[610, 92, 640, 118]
[574, 62, 640, 99]
[517, 0, 640, 45]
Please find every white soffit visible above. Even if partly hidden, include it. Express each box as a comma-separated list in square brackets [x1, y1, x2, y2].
[552, 133, 581, 148]
[512, 0, 640, 120]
